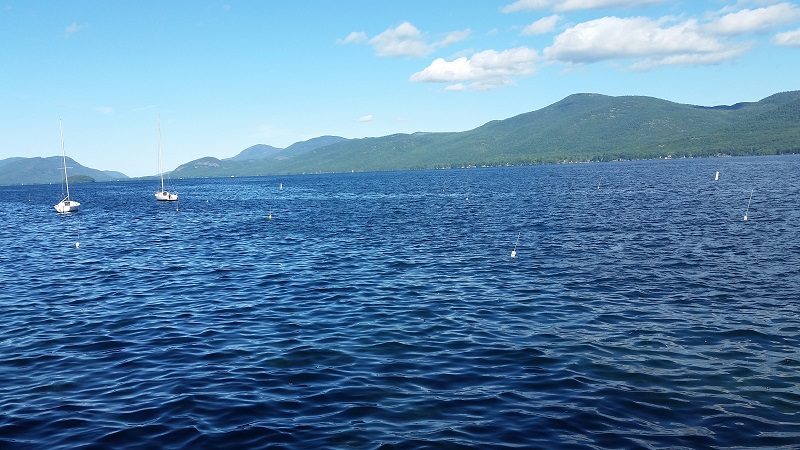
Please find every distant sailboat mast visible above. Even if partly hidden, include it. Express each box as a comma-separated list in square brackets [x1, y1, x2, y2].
[743, 188, 754, 221]
[155, 119, 178, 202]
[158, 121, 165, 194]
[60, 120, 71, 202]
[54, 120, 80, 214]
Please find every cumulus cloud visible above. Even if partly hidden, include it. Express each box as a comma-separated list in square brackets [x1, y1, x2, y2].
[773, 28, 800, 46]
[340, 22, 470, 57]
[356, 115, 374, 122]
[370, 22, 432, 57]
[502, 0, 664, 13]
[410, 47, 538, 91]
[704, 2, 800, 36]
[522, 15, 562, 35]
[542, 16, 749, 70]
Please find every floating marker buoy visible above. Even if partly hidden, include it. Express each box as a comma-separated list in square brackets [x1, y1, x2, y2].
[280, 183, 283, 190]
[511, 231, 520, 258]
[715, 171, 719, 181]
[743, 188, 753, 221]
[75, 242, 80, 248]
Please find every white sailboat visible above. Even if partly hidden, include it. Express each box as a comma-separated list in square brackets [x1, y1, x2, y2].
[154, 121, 178, 201]
[54, 121, 80, 213]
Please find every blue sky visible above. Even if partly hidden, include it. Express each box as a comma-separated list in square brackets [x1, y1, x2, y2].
[2, 0, 799, 177]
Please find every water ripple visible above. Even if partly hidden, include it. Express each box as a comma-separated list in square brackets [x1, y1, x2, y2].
[2, 156, 800, 448]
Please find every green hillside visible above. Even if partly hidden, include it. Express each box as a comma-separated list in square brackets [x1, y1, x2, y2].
[171, 90, 800, 178]
[0, 156, 128, 185]
[4, 91, 799, 185]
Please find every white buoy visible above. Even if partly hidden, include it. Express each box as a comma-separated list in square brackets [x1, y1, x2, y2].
[743, 188, 753, 221]
[511, 231, 520, 258]
[715, 171, 719, 181]
[75, 241, 80, 248]
[280, 183, 283, 190]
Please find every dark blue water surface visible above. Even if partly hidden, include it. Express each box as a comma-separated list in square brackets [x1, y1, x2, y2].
[2, 156, 799, 449]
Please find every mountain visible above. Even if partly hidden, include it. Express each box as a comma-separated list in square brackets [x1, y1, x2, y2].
[227, 144, 282, 161]
[171, 90, 800, 178]
[103, 170, 129, 179]
[279, 136, 348, 158]
[173, 135, 348, 177]
[224, 136, 348, 162]
[0, 156, 129, 185]
[4, 91, 799, 185]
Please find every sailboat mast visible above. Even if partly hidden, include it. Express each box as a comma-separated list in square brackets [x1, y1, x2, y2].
[158, 120, 165, 192]
[60, 120, 70, 200]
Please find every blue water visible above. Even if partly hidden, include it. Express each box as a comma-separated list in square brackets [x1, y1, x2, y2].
[2, 156, 799, 449]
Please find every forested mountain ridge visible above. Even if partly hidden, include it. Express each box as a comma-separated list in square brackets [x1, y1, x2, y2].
[172, 91, 799, 177]
[3, 91, 798, 184]
[0, 156, 127, 185]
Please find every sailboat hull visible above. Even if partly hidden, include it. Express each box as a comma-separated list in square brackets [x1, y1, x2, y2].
[155, 191, 178, 201]
[55, 121, 79, 214]
[54, 199, 81, 213]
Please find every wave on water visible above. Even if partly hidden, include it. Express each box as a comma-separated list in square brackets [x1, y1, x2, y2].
[1, 156, 799, 449]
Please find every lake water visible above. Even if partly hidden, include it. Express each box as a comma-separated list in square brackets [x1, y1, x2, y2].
[1, 156, 799, 449]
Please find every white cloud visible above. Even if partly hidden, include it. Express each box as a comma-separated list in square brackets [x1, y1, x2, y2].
[502, 0, 551, 13]
[704, 3, 800, 35]
[95, 106, 114, 115]
[542, 16, 747, 70]
[410, 47, 538, 90]
[628, 45, 751, 71]
[339, 31, 367, 44]
[522, 15, 562, 35]
[502, 0, 664, 13]
[556, 0, 664, 11]
[773, 28, 800, 46]
[341, 22, 471, 57]
[440, 29, 472, 46]
[444, 83, 468, 91]
[356, 115, 374, 122]
[471, 79, 518, 91]
[445, 80, 516, 92]
[369, 22, 433, 57]
[65, 22, 82, 37]
[412, 57, 473, 83]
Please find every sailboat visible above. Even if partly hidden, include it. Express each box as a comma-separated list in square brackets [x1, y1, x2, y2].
[54, 121, 80, 213]
[154, 121, 178, 201]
